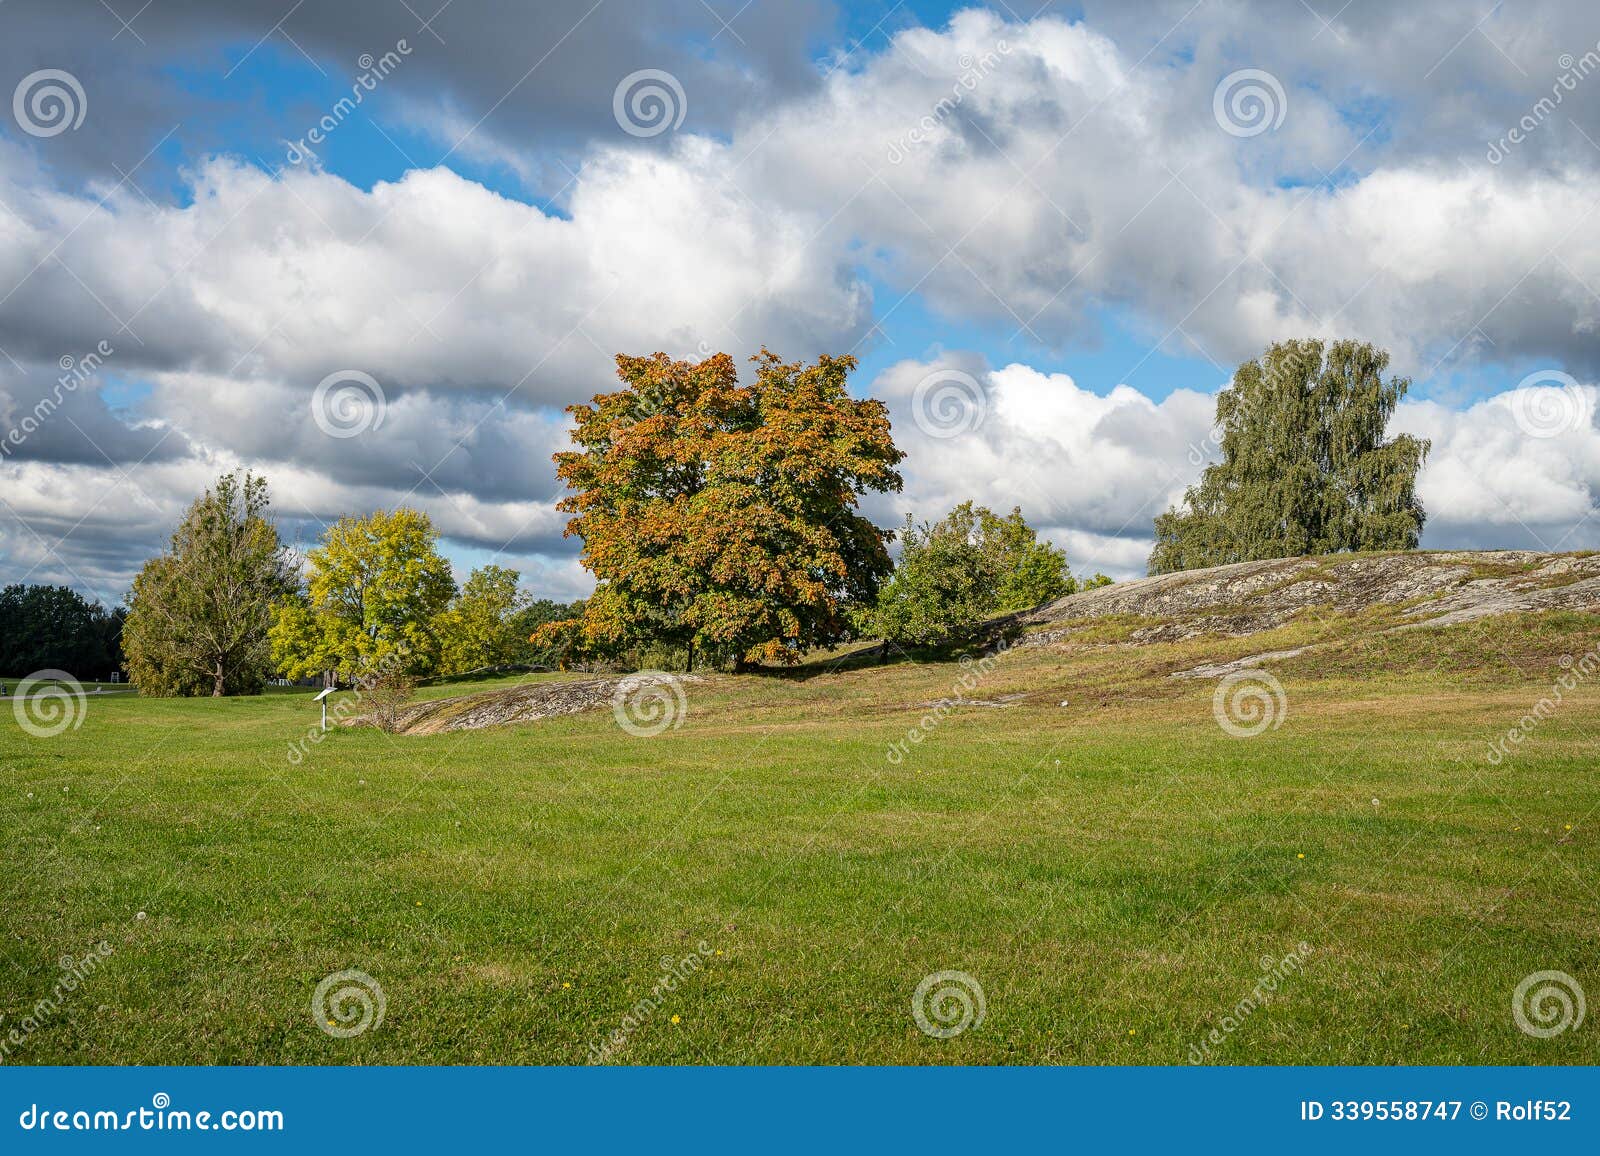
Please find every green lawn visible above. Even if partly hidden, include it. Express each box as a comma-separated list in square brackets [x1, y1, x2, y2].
[2, 611, 1598, 1064]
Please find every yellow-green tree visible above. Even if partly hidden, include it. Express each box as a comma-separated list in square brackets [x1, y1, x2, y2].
[269, 508, 456, 681]
[433, 564, 528, 675]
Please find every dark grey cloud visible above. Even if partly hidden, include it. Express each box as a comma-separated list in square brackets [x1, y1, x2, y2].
[149, 378, 571, 505]
[0, 480, 173, 604]
[0, 0, 839, 189]
[0, 362, 192, 466]
[1078, 0, 1600, 172]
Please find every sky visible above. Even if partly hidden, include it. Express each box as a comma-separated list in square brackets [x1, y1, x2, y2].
[2, 0, 1599, 606]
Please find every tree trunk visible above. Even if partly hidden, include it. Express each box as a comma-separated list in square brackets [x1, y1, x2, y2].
[212, 660, 225, 697]
[686, 639, 694, 673]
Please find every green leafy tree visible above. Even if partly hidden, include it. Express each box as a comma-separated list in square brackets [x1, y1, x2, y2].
[122, 471, 295, 696]
[875, 503, 1068, 652]
[0, 585, 123, 677]
[269, 508, 456, 681]
[875, 514, 992, 652]
[552, 349, 904, 669]
[953, 502, 1071, 611]
[434, 565, 532, 675]
[1150, 339, 1430, 574]
[510, 598, 582, 667]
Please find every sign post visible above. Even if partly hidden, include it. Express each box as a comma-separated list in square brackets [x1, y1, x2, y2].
[314, 685, 337, 732]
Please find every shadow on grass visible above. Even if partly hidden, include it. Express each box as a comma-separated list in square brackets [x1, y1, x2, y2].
[754, 619, 1027, 683]
[416, 664, 555, 688]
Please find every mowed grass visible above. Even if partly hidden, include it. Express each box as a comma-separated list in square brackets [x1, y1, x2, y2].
[2, 611, 1598, 1065]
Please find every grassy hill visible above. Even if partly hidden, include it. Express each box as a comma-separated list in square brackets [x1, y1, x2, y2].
[2, 553, 1597, 1064]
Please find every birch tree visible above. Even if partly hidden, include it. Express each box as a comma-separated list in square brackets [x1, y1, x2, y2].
[1150, 339, 1430, 574]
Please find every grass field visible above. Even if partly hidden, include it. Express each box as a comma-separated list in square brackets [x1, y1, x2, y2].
[3, 610, 1598, 1064]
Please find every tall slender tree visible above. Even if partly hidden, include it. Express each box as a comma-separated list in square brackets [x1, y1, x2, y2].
[122, 471, 295, 696]
[1150, 339, 1430, 574]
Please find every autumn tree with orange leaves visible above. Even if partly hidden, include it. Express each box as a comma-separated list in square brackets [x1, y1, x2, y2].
[542, 349, 904, 669]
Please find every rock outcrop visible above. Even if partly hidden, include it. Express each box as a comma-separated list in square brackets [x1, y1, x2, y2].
[1025, 550, 1600, 641]
[349, 672, 703, 736]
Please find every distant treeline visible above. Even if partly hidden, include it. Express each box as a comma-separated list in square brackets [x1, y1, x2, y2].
[0, 584, 125, 679]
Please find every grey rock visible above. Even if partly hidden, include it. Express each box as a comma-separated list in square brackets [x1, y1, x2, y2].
[1018, 550, 1600, 678]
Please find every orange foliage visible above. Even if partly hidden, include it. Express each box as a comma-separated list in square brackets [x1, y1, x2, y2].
[553, 349, 903, 666]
